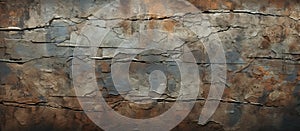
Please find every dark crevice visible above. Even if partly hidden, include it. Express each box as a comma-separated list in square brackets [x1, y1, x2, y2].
[0, 9, 297, 33]
[0, 100, 83, 111]
[0, 17, 84, 32]
[202, 10, 298, 21]
[0, 56, 56, 64]
[248, 56, 300, 62]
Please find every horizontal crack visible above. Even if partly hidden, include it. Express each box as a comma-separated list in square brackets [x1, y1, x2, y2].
[0, 26, 47, 32]
[0, 56, 56, 64]
[0, 96, 279, 113]
[0, 17, 85, 32]
[0, 9, 297, 33]
[202, 10, 298, 21]
[247, 56, 300, 62]
[0, 100, 83, 111]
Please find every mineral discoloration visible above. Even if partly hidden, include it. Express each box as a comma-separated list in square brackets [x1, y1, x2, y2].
[1, 0, 300, 130]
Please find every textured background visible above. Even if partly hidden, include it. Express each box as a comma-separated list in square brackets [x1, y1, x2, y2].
[0, 0, 300, 130]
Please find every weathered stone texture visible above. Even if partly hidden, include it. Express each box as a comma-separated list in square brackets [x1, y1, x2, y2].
[0, 0, 300, 130]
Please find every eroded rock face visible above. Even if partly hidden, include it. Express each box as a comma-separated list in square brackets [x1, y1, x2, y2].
[0, 0, 300, 130]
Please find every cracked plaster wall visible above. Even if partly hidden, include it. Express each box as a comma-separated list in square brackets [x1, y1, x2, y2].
[0, 0, 300, 130]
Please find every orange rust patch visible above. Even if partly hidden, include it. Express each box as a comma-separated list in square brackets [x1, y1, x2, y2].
[258, 66, 266, 74]
[144, 0, 167, 15]
[264, 79, 275, 92]
[210, 0, 219, 10]
[186, 0, 210, 10]
[223, 1, 234, 9]
[262, 73, 278, 92]
[252, 66, 271, 80]
[162, 19, 176, 33]
[187, 0, 237, 10]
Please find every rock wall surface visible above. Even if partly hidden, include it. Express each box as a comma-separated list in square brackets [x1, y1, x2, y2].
[0, 0, 300, 131]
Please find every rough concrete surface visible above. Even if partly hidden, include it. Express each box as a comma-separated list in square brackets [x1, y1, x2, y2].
[0, 0, 300, 130]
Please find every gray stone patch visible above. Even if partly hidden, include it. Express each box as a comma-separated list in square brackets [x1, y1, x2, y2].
[46, 20, 72, 43]
[0, 62, 11, 84]
[227, 104, 242, 127]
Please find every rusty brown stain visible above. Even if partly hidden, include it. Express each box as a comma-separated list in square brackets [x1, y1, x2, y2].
[1, 0, 300, 130]
[99, 61, 110, 73]
[252, 66, 267, 79]
[223, 1, 234, 10]
[296, 24, 300, 33]
[263, 80, 273, 90]
[289, 42, 299, 52]
[144, 0, 168, 16]
[187, 0, 237, 10]
[268, 0, 286, 8]
[148, 20, 156, 29]
[0, 2, 8, 27]
[187, 0, 299, 11]
[260, 36, 271, 49]
[5, 73, 18, 85]
[298, 70, 300, 81]
[0, 0, 32, 28]
[210, 0, 220, 10]
[120, 21, 133, 36]
[162, 19, 176, 33]
[223, 87, 231, 98]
